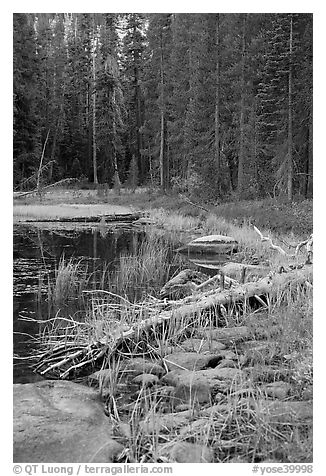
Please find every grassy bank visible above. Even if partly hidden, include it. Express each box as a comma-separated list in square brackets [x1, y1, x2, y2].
[19, 187, 313, 463]
[14, 187, 312, 235]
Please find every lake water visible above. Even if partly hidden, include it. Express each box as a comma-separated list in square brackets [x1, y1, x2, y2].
[13, 223, 147, 383]
[13, 223, 230, 383]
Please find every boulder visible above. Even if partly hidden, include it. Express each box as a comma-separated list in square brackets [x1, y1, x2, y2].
[13, 380, 123, 463]
[180, 235, 238, 255]
[158, 442, 214, 463]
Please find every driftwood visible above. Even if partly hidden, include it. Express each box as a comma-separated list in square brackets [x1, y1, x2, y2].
[34, 264, 312, 379]
[23, 212, 143, 223]
[14, 178, 79, 198]
[253, 225, 313, 262]
[113, 264, 312, 341]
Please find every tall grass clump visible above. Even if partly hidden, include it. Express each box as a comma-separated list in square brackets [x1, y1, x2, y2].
[49, 256, 89, 308]
[114, 231, 181, 301]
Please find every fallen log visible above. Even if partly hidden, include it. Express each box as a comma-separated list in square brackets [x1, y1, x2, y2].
[23, 212, 142, 223]
[34, 264, 312, 379]
[14, 178, 79, 198]
[112, 264, 313, 342]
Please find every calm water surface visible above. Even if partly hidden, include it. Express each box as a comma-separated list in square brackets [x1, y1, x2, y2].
[13, 223, 146, 383]
[13, 223, 230, 383]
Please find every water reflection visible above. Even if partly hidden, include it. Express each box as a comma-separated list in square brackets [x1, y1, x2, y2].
[13, 224, 145, 383]
[13, 224, 231, 383]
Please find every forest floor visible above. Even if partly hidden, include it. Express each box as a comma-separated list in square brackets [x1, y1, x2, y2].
[13, 187, 313, 463]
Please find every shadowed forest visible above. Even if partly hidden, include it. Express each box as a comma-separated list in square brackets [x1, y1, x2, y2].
[13, 13, 312, 201]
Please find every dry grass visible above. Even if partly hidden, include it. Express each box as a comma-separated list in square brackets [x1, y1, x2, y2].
[13, 203, 133, 221]
[29, 193, 312, 463]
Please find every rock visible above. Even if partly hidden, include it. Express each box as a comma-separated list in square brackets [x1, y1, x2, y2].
[163, 367, 244, 404]
[158, 442, 214, 463]
[132, 373, 159, 387]
[259, 381, 292, 399]
[140, 410, 193, 434]
[195, 326, 252, 344]
[255, 400, 312, 424]
[180, 235, 238, 255]
[163, 351, 221, 372]
[238, 341, 274, 366]
[13, 380, 123, 463]
[120, 358, 164, 378]
[180, 338, 226, 352]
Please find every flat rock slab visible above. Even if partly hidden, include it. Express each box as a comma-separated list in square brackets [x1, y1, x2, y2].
[180, 234, 238, 254]
[13, 380, 122, 463]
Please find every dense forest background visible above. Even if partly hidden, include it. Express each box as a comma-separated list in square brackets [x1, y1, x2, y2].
[13, 13, 313, 201]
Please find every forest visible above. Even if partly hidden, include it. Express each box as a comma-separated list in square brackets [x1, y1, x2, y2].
[13, 13, 313, 202]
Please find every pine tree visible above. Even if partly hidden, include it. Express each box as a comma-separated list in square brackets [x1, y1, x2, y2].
[122, 14, 146, 183]
[13, 13, 40, 186]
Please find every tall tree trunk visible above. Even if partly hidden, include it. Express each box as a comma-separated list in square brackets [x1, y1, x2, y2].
[112, 88, 121, 193]
[237, 14, 246, 198]
[214, 14, 221, 190]
[287, 14, 293, 201]
[134, 65, 143, 183]
[92, 15, 98, 185]
[159, 31, 169, 192]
